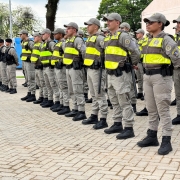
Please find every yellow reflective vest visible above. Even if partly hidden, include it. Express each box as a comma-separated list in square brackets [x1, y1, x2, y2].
[142, 33, 171, 65]
[104, 32, 127, 70]
[51, 41, 63, 66]
[21, 40, 32, 61]
[174, 34, 180, 49]
[30, 42, 41, 63]
[40, 41, 53, 64]
[84, 35, 101, 66]
[63, 36, 80, 65]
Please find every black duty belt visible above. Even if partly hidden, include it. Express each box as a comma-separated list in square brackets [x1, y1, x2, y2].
[43, 64, 50, 68]
[66, 64, 73, 69]
[145, 69, 161, 75]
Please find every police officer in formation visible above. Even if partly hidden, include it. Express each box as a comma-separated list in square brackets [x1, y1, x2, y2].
[6, 11, 180, 156]
[0, 38, 18, 93]
[19, 30, 35, 101]
[137, 13, 180, 155]
[82, 18, 108, 129]
[0, 39, 9, 92]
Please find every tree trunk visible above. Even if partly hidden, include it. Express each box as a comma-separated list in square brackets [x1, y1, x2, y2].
[45, 0, 59, 31]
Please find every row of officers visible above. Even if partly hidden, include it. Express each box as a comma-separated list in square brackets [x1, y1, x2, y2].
[1, 12, 180, 156]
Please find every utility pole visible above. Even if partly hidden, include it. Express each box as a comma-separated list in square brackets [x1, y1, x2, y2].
[9, 0, 13, 38]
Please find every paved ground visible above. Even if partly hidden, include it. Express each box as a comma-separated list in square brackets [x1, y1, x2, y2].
[0, 77, 179, 180]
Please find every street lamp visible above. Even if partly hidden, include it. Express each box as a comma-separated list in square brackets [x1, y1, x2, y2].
[9, 0, 13, 38]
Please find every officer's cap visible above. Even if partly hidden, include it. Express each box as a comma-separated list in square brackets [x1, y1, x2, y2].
[18, 29, 28, 35]
[40, 28, 51, 35]
[52, 28, 65, 35]
[120, 22, 130, 30]
[5, 38, 12, 43]
[102, 13, 122, 23]
[84, 18, 100, 27]
[33, 32, 42, 37]
[173, 16, 180, 23]
[64, 22, 78, 30]
[77, 29, 84, 36]
[144, 13, 170, 26]
[173, 25, 177, 29]
[0, 39, 4, 43]
[135, 29, 145, 34]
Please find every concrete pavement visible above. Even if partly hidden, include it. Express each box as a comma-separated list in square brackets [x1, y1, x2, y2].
[0, 78, 179, 180]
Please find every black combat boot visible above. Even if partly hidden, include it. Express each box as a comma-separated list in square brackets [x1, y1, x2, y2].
[6, 88, 13, 93]
[170, 99, 176, 106]
[86, 98, 92, 103]
[50, 101, 60, 110]
[137, 129, 159, 147]
[82, 114, 98, 125]
[40, 98, 48, 106]
[158, 136, 172, 155]
[65, 109, 78, 117]
[26, 94, 36, 102]
[172, 115, 180, 125]
[0, 84, 5, 91]
[73, 111, 87, 121]
[84, 93, 88, 101]
[33, 97, 44, 104]
[10, 89, 17, 94]
[107, 99, 113, 109]
[132, 104, 136, 113]
[93, 118, 108, 129]
[21, 92, 31, 101]
[57, 106, 70, 115]
[137, 93, 144, 99]
[1, 85, 9, 92]
[116, 127, 135, 139]
[136, 107, 148, 116]
[52, 104, 64, 112]
[23, 82, 27, 87]
[104, 122, 123, 134]
[0, 81, 2, 86]
[42, 100, 54, 108]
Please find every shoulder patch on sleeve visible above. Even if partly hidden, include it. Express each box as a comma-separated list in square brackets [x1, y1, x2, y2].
[77, 43, 82, 49]
[166, 45, 172, 51]
[125, 39, 130, 45]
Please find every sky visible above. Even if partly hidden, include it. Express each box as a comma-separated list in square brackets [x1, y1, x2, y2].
[2, 0, 102, 30]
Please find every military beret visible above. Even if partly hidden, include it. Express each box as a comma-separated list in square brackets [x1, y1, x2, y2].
[5, 38, 12, 43]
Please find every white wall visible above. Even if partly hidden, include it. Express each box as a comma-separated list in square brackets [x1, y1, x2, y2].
[141, 0, 180, 35]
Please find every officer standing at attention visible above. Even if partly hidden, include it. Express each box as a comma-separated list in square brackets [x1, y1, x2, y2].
[103, 13, 140, 139]
[5, 38, 19, 94]
[51, 28, 71, 114]
[82, 18, 108, 129]
[0, 39, 8, 92]
[63, 22, 87, 121]
[30, 32, 48, 104]
[119, 22, 138, 112]
[39, 28, 59, 108]
[137, 13, 180, 155]
[19, 30, 34, 101]
[171, 16, 180, 124]
[135, 28, 145, 100]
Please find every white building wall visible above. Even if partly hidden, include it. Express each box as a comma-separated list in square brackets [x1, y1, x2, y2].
[141, 0, 180, 35]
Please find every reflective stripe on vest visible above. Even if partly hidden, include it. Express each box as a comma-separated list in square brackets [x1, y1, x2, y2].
[63, 36, 79, 65]
[104, 32, 127, 70]
[142, 36, 171, 65]
[30, 43, 41, 62]
[40, 42, 52, 64]
[174, 34, 180, 49]
[84, 35, 100, 66]
[51, 42, 63, 65]
[21, 41, 32, 61]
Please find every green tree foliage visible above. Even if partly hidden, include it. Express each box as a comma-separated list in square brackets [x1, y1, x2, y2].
[0, 3, 43, 38]
[97, 0, 153, 32]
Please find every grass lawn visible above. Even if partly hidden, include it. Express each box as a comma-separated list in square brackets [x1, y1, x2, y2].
[16, 76, 25, 78]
